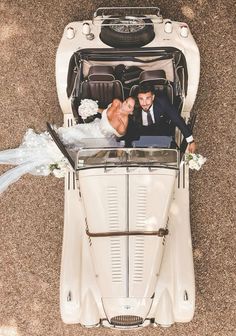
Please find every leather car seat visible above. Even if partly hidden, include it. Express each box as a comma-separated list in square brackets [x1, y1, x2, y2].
[130, 70, 174, 103]
[81, 66, 124, 109]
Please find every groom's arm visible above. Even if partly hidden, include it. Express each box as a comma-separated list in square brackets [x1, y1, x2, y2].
[159, 95, 194, 142]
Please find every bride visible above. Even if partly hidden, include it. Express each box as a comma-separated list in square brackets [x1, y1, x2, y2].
[0, 97, 135, 193]
[58, 97, 135, 147]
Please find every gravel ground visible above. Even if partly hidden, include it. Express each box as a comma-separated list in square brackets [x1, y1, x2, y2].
[0, 1, 235, 336]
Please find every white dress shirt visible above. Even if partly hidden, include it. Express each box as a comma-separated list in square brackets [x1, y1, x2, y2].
[142, 105, 155, 126]
[141, 105, 194, 143]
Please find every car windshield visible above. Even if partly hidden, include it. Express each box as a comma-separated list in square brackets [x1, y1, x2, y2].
[76, 148, 179, 170]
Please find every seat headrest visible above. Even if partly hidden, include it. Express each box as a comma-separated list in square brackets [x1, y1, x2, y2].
[88, 65, 115, 81]
[139, 70, 167, 85]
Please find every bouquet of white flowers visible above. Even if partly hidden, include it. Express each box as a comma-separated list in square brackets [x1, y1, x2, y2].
[49, 157, 69, 178]
[185, 153, 207, 171]
[78, 99, 99, 121]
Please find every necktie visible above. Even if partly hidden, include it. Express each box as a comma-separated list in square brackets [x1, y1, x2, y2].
[147, 110, 153, 125]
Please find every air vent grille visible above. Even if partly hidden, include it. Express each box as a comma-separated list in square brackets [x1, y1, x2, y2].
[107, 186, 119, 231]
[110, 237, 122, 283]
[133, 237, 144, 282]
[136, 186, 147, 229]
[110, 315, 143, 326]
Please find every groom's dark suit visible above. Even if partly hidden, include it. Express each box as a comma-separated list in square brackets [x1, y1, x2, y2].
[126, 92, 192, 141]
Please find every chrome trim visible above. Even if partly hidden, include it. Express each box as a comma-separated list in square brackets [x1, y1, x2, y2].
[183, 160, 185, 189]
[93, 7, 162, 26]
[126, 174, 129, 297]
[184, 290, 189, 301]
[86, 228, 168, 238]
[78, 164, 179, 172]
[73, 172, 76, 190]
[67, 291, 72, 301]
[67, 171, 70, 190]
[110, 315, 143, 327]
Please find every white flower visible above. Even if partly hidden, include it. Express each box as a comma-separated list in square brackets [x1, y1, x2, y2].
[57, 157, 69, 169]
[185, 153, 207, 171]
[49, 157, 70, 178]
[198, 155, 207, 166]
[78, 99, 99, 120]
[52, 167, 67, 178]
[188, 159, 200, 170]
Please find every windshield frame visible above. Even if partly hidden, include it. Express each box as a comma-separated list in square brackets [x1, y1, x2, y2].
[76, 147, 179, 171]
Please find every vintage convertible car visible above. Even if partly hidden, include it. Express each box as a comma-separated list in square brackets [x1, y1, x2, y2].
[54, 7, 200, 329]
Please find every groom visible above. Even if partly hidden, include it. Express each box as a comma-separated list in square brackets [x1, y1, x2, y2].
[127, 84, 196, 153]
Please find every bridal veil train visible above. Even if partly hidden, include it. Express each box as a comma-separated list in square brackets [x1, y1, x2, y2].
[0, 100, 123, 194]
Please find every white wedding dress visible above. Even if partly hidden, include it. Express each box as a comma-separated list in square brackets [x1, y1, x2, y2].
[0, 111, 122, 194]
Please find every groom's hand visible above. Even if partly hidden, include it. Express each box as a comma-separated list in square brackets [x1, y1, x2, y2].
[187, 141, 196, 153]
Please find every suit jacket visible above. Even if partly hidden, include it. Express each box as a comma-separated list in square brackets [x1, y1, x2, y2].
[126, 92, 192, 140]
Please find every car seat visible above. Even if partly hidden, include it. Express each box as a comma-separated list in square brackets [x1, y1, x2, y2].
[130, 70, 174, 103]
[80, 66, 124, 109]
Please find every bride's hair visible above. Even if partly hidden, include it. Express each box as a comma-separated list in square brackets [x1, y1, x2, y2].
[83, 112, 101, 124]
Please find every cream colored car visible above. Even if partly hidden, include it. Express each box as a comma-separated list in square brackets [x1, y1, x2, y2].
[54, 7, 200, 329]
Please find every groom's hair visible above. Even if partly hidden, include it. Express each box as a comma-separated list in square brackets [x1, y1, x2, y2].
[136, 84, 155, 96]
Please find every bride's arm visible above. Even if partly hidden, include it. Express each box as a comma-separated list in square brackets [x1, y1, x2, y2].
[115, 116, 128, 136]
